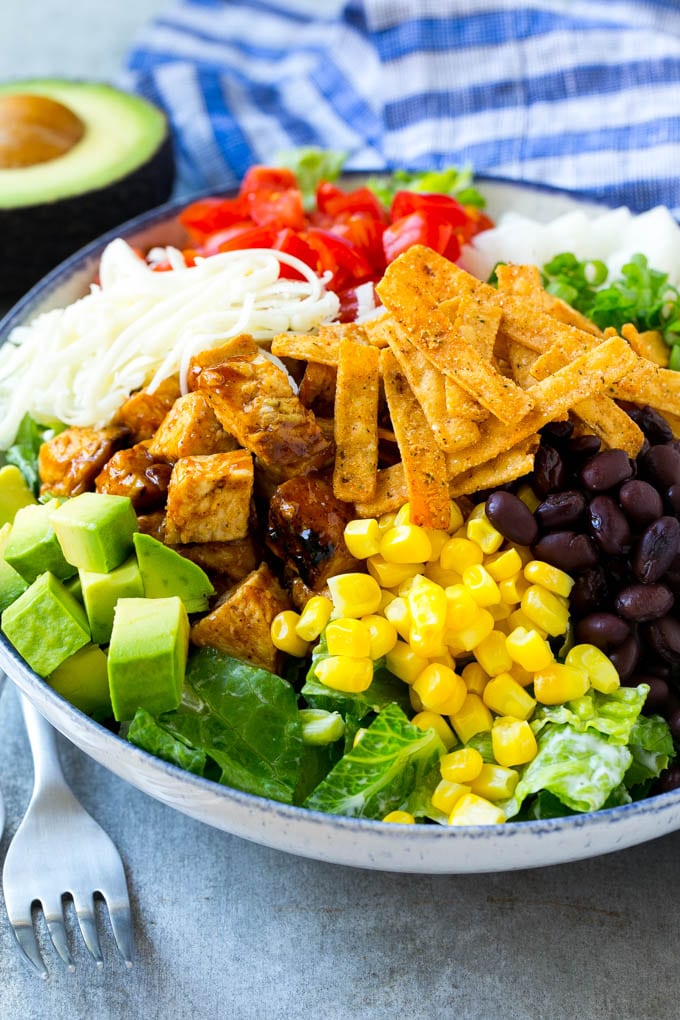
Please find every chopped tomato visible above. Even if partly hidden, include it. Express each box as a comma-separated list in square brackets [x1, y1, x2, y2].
[306, 227, 374, 290]
[247, 186, 306, 231]
[179, 196, 247, 241]
[239, 166, 299, 195]
[382, 210, 454, 263]
[390, 190, 470, 226]
[316, 182, 388, 222]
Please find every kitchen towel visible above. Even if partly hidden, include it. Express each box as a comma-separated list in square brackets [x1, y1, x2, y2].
[124, 0, 680, 215]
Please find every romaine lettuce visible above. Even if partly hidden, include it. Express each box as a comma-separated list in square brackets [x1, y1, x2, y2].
[531, 684, 649, 745]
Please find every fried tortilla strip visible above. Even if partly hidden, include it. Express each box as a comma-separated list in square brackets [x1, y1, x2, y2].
[507, 341, 539, 388]
[621, 323, 669, 367]
[611, 360, 680, 418]
[298, 361, 337, 411]
[354, 462, 408, 518]
[361, 310, 395, 348]
[380, 348, 450, 528]
[530, 331, 602, 380]
[333, 338, 380, 502]
[448, 438, 538, 497]
[270, 331, 340, 366]
[571, 395, 644, 457]
[495, 262, 603, 338]
[660, 410, 680, 438]
[444, 376, 489, 422]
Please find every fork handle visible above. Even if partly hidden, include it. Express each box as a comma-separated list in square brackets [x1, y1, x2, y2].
[19, 694, 66, 790]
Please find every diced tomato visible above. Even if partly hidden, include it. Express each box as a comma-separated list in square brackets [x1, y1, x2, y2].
[246, 186, 306, 231]
[270, 228, 318, 278]
[316, 182, 388, 221]
[179, 196, 248, 241]
[390, 190, 471, 227]
[382, 210, 454, 263]
[208, 224, 280, 254]
[239, 166, 299, 195]
[306, 227, 374, 291]
[330, 212, 387, 275]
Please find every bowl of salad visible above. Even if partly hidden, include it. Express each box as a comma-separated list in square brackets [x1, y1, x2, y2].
[2, 154, 680, 874]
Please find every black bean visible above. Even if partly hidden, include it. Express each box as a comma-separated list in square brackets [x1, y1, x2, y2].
[623, 404, 673, 445]
[569, 567, 609, 616]
[663, 554, 680, 594]
[534, 490, 586, 530]
[615, 583, 674, 622]
[533, 531, 600, 572]
[632, 516, 680, 583]
[574, 612, 629, 649]
[655, 766, 680, 794]
[608, 634, 640, 681]
[668, 708, 680, 743]
[644, 616, 680, 663]
[641, 445, 680, 488]
[532, 444, 566, 497]
[588, 495, 632, 555]
[666, 484, 680, 515]
[541, 420, 574, 445]
[485, 491, 538, 546]
[632, 675, 673, 714]
[580, 449, 633, 492]
[568, 435, 601, 460]
[619, 479, 664, 526]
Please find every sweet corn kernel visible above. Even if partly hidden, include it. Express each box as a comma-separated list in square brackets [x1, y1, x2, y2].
[367, 554, 421, 589]
[565, 643, 621, 694]
[467, 515, 504, 554]
[448, 500, 465, 532]
[440, 746, 484, 783]
[444, 583, 480, 630]
[411, 711, 457, 750]
[524, 559, 574, 598]
[343, 518, 381, 559]
[296, 595, 333, 642]
[394, 503, 412, 526]
[412, 662, 466, 714]
[383, 810, 416, 824]
[499, 575, 530, 605]
[327, 572, 382, 618]
[409, 686, 424, 712]
[521, 584, 570, 637]
[470, 762, 519, 801]
[378, 589, 396, 613]
[517, 484, 540, 512]
[491, 717, 538, 768]
[509, 663, 534, 688]
[488, 601, 512, 622]
[461, 662, 489, 696]
[508, 607, 547, 638]
[326, 618, 372, 658]
[448, 792, 505, 826]
[468, 502, 487, 521]
[314, 654, 373, 692]
[474, 630, 513, 677]
[485, 547, 523, 582]
[462, 564, 501, 607]
[380, 524, 433, 564]
[377, 511, 397, 533]
[425, 529, 450, 562]
[429, 649, 456, 669]
[271, 611, 309, 657]
[449, 692, 493, 743]
[440, 536, 483, 573]
[533, 662, 590, 704]
[299, 709, 346, 746]
[431, 780, 470, 814]
[446, 608, 495, 653]
[505, 626, 554, 671]
[383, 596, 411, 642]
[482, 673, 536, 720]
[385, 640, 428, 684]
[424, 561, 463, 587]
[407, 576, 448, 657]
[362, 614, 398, 659]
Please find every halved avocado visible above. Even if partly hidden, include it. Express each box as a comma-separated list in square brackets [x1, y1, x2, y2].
[0, 79, 175, 298]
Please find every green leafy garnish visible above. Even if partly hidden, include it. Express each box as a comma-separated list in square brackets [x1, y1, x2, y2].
[276, 147, 347, 209]
[128, 708, 207, 775]
[4, 413, 67, 496]
[366, 165, 486, 209]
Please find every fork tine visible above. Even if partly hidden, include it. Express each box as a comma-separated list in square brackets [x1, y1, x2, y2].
[106, 899, 134, 968]
[10, 919, 48, 980]
[71, 894, 103, 968]
[42, 899, 75, 971]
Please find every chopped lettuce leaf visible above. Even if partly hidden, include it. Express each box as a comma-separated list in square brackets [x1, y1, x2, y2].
[302, 634, 410, 716]
[531, 684, 649, 745]
[303, 703, 445, 819]
[366, 165, 485, 209]
[624, 714, 675, 790]
[464, 730, 495, 763]
[128, 707, 207, 775]
[276, 147, 347, 209]
[5, 413, 67, 495]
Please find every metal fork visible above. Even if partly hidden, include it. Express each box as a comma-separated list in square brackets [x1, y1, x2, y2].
[2, 692, 133, 977]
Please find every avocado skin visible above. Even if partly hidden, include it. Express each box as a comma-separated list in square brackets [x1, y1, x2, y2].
[1, 131, 175, 299]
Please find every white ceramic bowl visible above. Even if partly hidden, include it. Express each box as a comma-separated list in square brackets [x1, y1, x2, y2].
[2, 177, 680, 874]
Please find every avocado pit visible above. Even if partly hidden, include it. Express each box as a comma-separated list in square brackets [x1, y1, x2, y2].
[0, 93, 85, 168]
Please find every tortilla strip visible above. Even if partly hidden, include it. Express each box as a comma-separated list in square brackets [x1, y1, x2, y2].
[332, 338, 380, 502]
[448, 438, 538, 497]
[354, 463, 408, 518]
[530, 331, 602, 380]
[572, 395, 644, 457]
[611, 360, 680, 417]
[298, 361, 337, 410]
[445, 376, 489, 422]
[621, 323, 669, 367]
[271, 331, 340, 366]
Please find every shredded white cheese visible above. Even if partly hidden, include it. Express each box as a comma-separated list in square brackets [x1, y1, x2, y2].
[0, 239, 340, 449]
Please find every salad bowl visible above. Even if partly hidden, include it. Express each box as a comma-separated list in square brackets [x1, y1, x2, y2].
[2, 176, 680, 874]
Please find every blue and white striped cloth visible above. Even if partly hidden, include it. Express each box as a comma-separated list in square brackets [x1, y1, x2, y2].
[124, 0, 680, 216]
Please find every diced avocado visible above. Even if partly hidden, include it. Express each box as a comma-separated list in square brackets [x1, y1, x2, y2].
[0, 465, 36, 527]
[0, 522, 29, 612]
[80, 555, 144, 645]
[133, 533, 214, 613]
[51, 492, 138, 573]
[1, 571, 90, 676]
[64, 573, 83, 603]
[49, 644, 112, 720]
[107, 596, 189, 722]
[4, 502, 76, 583]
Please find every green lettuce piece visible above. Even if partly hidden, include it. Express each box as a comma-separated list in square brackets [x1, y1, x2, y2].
[366, 165, 486, 209]
[276, 147, 348, 209]
[624, 714, 675, 790]
[5, 413, 67, 496]
[303, 703, 445, 819]
[531, 684, 649, 745]
[302, 634, 410, 716]
[464, 730, 495, 763]
[128, 708, 207, 775]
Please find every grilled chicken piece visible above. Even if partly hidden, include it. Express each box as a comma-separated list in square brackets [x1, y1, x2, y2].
[39, 425, 129, 497]
[176, 536, 258, 586]
[267, 474, 359, 591]
[298, 362, 337, 417]
[95, 442, 172, 512]
[136, 510, 166, 541]
[164, 449, 254, 545]
[190, 563, 290, 672]
[148, 391, 237, 461]
[113, 375, 181, 443]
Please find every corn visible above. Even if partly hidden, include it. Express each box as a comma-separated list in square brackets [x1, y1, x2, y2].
[449, 692, 493, 743]
[394, 503, 412, 526]
[385, 640, 428, 684]
[516, 484, 540, 512]
[367, 554, 421, 589]
[326, 618, 372, 658]
[377, 511, 397, 533]
[482, 673, 536, 720]
[407, 576, 447, 657]
[462, 564, 501, 607]
[432, 780, 470, 814]
[439, 746, 484, 784]
[362, 614, 398, 659]
[521, 584, 570, 636]
[444, 583, 480, 630]
[412, 663, 467, 715]
[425, 528, 450, 562]
[271, 611, 310, 657]
[299, 709, 346, 746]
[470, 763, 519, 800]
[448, 793, 505, 826]
[473, 630, 513, 677]
[491, 717, 538, 768]
[533, 662, 590, 704]
[343, 518, 381, 559]
[429, 649, 456, 670]
[448, 500, 465, 532]
[446, 608, 495, 653]
[505, 625, 554, 671]
[314, 654, 373, 693]
[411, 711, 457, 750]
[409, 686, 424, 712]
[524, 559, 574, 598]
[327, 572, 382, 618]
[509, 663, 534, 688]
[508, 607, 547, 638]
[565, 642, 620, 694]
[499, 575, 530, 605]
[467, 501, 487, 521]
[467, 515, 504, 554]
[485, 547, 523, 582]
[424, 562, 463, 588]
[378, 589, 396, 613]
[383, 810, 416, 824]
[440, 536, 483, 573]
[296, 595, 333, 642]
[383, 596, 411, 642]
[488, 601, 512, 622]
[461, 661, 489, 696]
[380, 524, 432, 564]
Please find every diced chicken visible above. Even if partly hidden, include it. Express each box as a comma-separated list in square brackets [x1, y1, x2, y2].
[148, 391, 237, 461]
[164, 449, 253, 545]
[39, 425, 129, 497]
[267, 474, 359, 591]
[95, 442, 172, 512]
[136, 510, 166, 541]
[114, 375, 181, 442]
[298, 362, 337, 417]
[190, 562, 290, 672]
[176, 536, 258, 586]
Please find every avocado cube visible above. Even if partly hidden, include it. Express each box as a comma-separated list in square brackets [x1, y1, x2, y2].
[4, 502, 76, 584]
[51, 492, 138, 573]
[1, 571, 91, 676]
[49, 644, 112, 720]
[80, 555, 144, 645]
[0, 464, 36, 527]
[107, 596, 189, 722]
[0, 523, 29, 613]
[133, 533, 214, 613]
